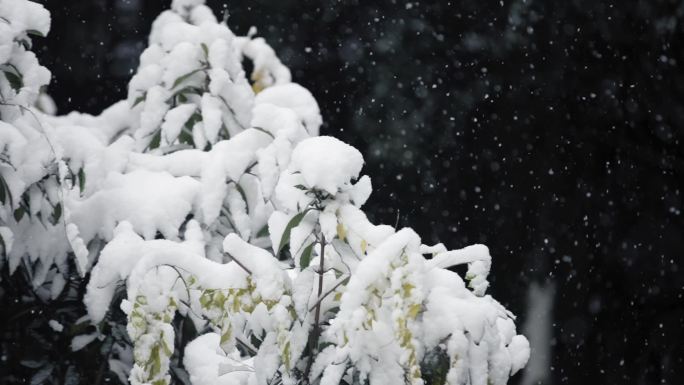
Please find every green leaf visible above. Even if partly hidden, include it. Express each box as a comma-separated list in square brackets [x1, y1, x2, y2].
[148, 130, 161, 150]
[13, 206, 25, 222]
[276, 210, 308, 256]
[161, 337, 173, 356]
[78, 168, 86, 194]
[0, 231, 6, 258]
[408, 303, 422, 319]
[26, 29, 45, 37]
[200, 43, 209, 59]
[16, 38, 31, 50]
[50, 203, 62, 225]
[185, 112, 202, 129]
[299, 242, 315, 269]
[168, 86, 203, 102]
[0, 174, 8, 205]
[199, 293, 211, 308]
[325, 306, 340, 316]
[3, 70, 23, 92]
[178, 128, 194, 145]
[318, 341, 335, 351]
[294, 184, 308, 191]
[131, 93, 146, 107]
[251, 126, 275, 139]
[234, 183, 249, 215]
[220, 123, 231, 140]
[172, 68, 203, 89]
[420, 347, 450, 385]
[220, 330, 231, 345]
[68, 319, 91, 336]
[148, 345, 161, 377]
[282, 341, 291, 368]
[256, 224, 269, 238]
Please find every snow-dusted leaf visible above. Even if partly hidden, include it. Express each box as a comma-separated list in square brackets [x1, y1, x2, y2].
[299, 242, 314, 269]
[172, 68, 204, 89]
[276, 210, 308, 256]
[26, 29, 45, 37]
[71, 333, 98, 352]
[64, 365, 80, 385]
[19, 359, 44, 369]
[3, 70, 22, 91]
[30, 364, 53, 385]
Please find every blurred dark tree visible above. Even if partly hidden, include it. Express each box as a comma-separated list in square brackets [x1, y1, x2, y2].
[2, 0, 682, 384]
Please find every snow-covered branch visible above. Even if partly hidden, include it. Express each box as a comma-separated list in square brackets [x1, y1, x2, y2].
[0, 1, 529, 384]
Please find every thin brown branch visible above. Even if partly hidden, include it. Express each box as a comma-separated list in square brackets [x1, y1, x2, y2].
[303, 237, 326, 382]
[224, 251, 252, 275]
[308, 274, 350, 312]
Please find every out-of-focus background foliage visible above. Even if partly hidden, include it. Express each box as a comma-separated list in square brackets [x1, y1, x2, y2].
[2, 0, 683, 384]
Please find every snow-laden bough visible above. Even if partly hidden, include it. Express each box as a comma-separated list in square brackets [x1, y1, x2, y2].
[0, 1, 529, 384]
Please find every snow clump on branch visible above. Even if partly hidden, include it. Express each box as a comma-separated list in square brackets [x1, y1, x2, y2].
[0, 1, 530, 385]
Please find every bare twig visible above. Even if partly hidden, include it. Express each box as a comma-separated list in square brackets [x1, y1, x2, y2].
[224, 251, 252, 275]
[308, 274, 349, 312]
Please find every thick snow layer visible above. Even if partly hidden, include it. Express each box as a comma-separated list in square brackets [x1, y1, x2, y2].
[71, 170, 200, 241]
[238, 36, 291, 91]
[0, 0, 51, 37]
[0, 2, 529, 385]
[0, 1, 51, 115]
[48, 101, 134, 145]
[290, 136, 364, 195]
[184, 333, 254, 385]
[255, 83, 322, 136]
[200, 129, 272, 225]
[428, 244, 492, 296]
[201, 94, 223, 143]
[223, 233, 291, 300]
[334, 228, 420, 319]
[66, 223, 89, 276]
[127, 149, 207, 177]
[84, 222, 145, 323]
[161, 104, 196, 144]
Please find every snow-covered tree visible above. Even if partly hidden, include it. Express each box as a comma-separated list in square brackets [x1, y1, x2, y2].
[0, 1, 529, 384]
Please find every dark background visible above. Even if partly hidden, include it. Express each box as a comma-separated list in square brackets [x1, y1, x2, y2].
[24, 0, 684, 383]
